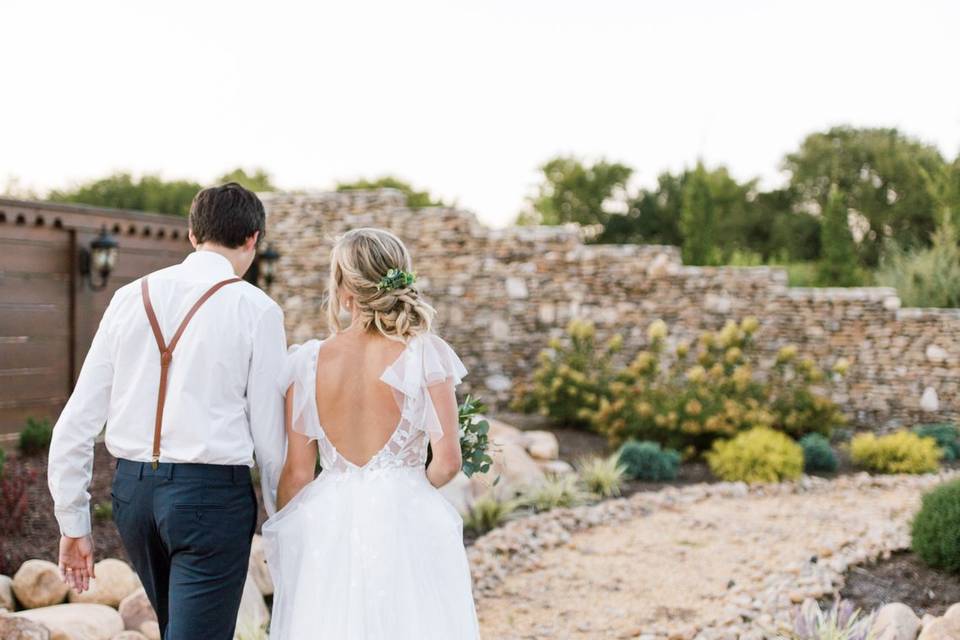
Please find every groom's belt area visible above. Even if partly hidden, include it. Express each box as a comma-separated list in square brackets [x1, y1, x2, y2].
[141, 276, 242, 470]
[116, 458, 250, 482]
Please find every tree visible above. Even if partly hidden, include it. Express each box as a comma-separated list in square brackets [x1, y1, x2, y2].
[598, 171, 684, 245]
[816, 185, 860, 286]
[215, 167, 276, 192]
[521, 156, 633, 227]
[679, 163, 716, 265]
[48, 173, 202, 216]
[335, 176, 445, 208]
[784, 126, 946, 266]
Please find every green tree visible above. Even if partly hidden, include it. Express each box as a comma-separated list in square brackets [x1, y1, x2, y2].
[215, 167, 276, 192]
[784, 126, 946, 266]
[520, 156, 632, 227]
[48, 173, 202, 216]
[816, 185, 860, 286]
[679, 163, 716, 265]
[598, 171, 684, 245]
[336, 176, 445, 208]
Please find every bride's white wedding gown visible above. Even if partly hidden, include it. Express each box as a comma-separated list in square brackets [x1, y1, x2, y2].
[262, 334, 481, 639]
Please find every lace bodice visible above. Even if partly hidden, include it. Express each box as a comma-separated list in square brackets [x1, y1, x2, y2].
[285, 334, 467, 475]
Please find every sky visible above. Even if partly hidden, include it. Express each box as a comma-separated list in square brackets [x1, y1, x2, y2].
[1, 0, 958, 227]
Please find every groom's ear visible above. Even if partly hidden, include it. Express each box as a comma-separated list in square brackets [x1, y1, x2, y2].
[244, 231, 260, 252]
[188, 229, 199, 249]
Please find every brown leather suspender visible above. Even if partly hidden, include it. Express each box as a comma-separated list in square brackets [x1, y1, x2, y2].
[140, 276, 242, 469]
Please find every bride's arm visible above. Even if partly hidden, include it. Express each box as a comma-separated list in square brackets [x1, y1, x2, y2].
[276, 386, 319, 511]
[426, 380, 463, 489]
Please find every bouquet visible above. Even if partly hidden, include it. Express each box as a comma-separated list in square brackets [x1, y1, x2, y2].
[426, 395, 495, 478]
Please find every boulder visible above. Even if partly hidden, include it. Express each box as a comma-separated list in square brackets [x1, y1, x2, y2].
[439, 472, 474, 514]
[15, 603, 124, 640]
[918, 602, 960, 640]
[234, 573, 269, 636]
[472, 438, 544, 499]
[137, 622, 159, 640]
[0, 612, 50, 639]
[1, 574, 15, 611]
[12, 561, 68, 610]
[487, 419, 525, 447]
[537, 459, 575, 476]
[872, 602, 921, 640]
[118, 589, 156, 634]
[523, 430, 560, 460]
[68, 559, 139, 607]
[247, 535, 273, 597]
[111, 634, 147, 640]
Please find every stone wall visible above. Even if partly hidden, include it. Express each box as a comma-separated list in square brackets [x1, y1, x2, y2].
[263, 189, 960, 428]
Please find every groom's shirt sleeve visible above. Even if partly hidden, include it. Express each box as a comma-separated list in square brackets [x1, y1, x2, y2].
[248, 303, 288, 517]
[48, 297, 117, 538]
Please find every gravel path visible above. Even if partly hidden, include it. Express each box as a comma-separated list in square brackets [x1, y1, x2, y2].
[472, 472, 957, 639]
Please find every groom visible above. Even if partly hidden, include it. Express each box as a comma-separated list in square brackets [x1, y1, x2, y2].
[48, 183, 287, 639]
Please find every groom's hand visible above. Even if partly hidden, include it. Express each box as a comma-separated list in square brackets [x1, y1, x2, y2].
[58, 534, 95, 593]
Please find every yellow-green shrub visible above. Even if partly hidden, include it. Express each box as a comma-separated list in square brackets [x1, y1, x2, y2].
[514, 319, 622, 429]
[850, 431, 941, 474]
[706, 427, 803, 484]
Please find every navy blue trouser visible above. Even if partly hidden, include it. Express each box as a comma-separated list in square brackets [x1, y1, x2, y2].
[112, 459, 257, 640]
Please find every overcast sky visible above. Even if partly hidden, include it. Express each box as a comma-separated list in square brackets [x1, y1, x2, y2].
[2, 0, 958, 226]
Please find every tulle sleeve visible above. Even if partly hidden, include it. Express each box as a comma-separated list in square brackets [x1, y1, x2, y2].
[284, 339, 324, 440]
[379, 334, 467, 440]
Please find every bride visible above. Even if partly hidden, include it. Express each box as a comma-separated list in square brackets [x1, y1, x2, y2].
[262, 228, 481, 639]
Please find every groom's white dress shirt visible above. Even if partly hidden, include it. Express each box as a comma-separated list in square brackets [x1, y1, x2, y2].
[48, 250, 287, 537]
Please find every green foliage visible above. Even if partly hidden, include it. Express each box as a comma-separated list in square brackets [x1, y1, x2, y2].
[707, 427, 804, 484]
[19, 417, 53, 456]
[912, 423, 960, 461]
[463, 494, 518, 535]
[520, 156, 632, 227]
[785, 126, 946, 267]
[458, 396, 494, 477]
[616, 441, 680, 481]
[92, 501, 113, 522]
[679, 163, 717, 265]
[875, 219, 960, 307]
[911, 478, 960, 573]
[787, 598, 876, 640]
[48, 172, 202, 216]
[591, 318, 845, 454]
[799, 433, 838, 473]
[816, 185, 862, 286]
[576, 455, 627, 497]
[520, 473, 587, 513]
[0, 448, 6, 478]
[519, 319, 622, 429]
[335, 175, 445, 208]
[850, 431, 941, 474]
[215, 167, 276, 192]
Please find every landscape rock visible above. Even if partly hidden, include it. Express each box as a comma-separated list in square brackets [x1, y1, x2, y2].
[111, 633, 148, 640]
[487, 419, 526, 446]
[247, 535, 273, 596]
[15, 603, 124, 640]
[234, 573, 269, 634]
[523, 430, 560, 460]
[12, 561, 68, 610]
[118, 589, 156, 634]
[476, 438, 545, 496]
[872, 602, 921, 640]
[537, 459, 575, 476]
[919, 602, 960, 640]
[0, 574, 15, 611]
[68, 559, 139, 607]
[0, 612, 50, 639]
[439, 472, 473, 514]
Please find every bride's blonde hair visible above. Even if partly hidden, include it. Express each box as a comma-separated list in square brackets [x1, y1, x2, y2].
[326, 228, 435, 341]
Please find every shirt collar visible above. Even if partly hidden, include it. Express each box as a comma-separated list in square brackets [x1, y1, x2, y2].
[182, 250, 237, 280]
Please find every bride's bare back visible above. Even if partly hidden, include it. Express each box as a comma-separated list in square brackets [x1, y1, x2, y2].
[313, 330, 407, 468]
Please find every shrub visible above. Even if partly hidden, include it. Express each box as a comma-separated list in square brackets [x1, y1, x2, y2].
[19, 417, 53, 456]
[911, 478, 960, 573]
[577, 456, 626, 497]
[516, 319, 622, 429]
[800, 433, 838, 474]
[875, 219, 960, 308]
[850, 431, 941, 475]
[706, 427, 803, 484]
[463, 494, 518, 535]
[912, 423, 960, 462]
[788, 598, 876, 640]
[520, 473, 587, 513]
[0, 459, 37, 536]
[592, 318, 845, 454]
[0, 448, 6, 479]
[617, 441, 680, 481]
[93, 501, 113, 523]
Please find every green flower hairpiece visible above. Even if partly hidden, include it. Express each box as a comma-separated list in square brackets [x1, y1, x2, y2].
[377, 268, 416, 292]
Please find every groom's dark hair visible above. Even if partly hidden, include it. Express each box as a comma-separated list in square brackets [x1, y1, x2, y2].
[189, 182, 266, 249]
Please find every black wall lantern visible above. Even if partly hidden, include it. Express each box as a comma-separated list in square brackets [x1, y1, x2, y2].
[78, 226, 119, 291]
[259, 243, 280, 289]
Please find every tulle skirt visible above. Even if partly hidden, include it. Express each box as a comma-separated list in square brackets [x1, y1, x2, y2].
[262, 467, 480, 639]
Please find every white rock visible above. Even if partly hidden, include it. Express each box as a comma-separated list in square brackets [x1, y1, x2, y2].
[439, 472, 474, 514]
[505, 277, 528, 299]
[488, 419, 526, 446]
[247, 535, 273, 597]
[523, 430, 560, 460]
[0, 611, 50, 639]
[15, 603, 124, 640]
[12, 561, 68, 610]
[118, 588, 156, 635]
[67, 559, 139, 607]
[920, 387, 940, 412]
[484, 374, 512, 392]
[0, 574, 15, 611]
[234, 574, 269, 638]
[926, 344, 948, 363]
[537, 460, 575, 476]
[871, 602, 921, 640]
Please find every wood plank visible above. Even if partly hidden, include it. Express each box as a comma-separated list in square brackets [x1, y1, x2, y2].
[0, 240, 71, 274]
[0, 305, 70, 337]
[0, 273, 70, 303]
[0, 401, 65, 437]
[0, 338, 64, 370]
[0, 368, 69, 402]
[0, 224, 70, 243]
